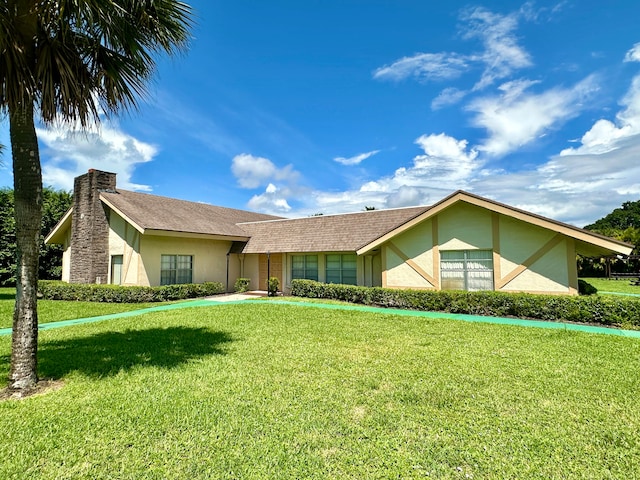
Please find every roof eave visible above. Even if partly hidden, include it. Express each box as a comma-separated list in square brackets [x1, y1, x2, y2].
[44, 208, 73, 244]
[100, 194, 145, 234]
[144, 229, 250, 242]
[357, 190, 634, 256]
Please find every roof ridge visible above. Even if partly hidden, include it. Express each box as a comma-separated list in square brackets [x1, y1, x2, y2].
[236, 204, 431, 226]
[106, 189, 283, 219]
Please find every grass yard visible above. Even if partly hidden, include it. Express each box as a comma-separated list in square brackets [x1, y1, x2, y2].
[1, 302, 639, 479]
[0, 288, 173, 329]
[582, 277, 640, 295]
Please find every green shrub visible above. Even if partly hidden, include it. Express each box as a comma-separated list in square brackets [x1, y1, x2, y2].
[38, 280, 225, 303]
[290, 280, 640, 328]
[234, 278, 251, 293]
[268, 277, 280, 297]
[578, 279, 598, 295]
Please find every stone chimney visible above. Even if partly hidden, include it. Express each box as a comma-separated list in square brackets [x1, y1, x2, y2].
[69, 169, 117, 284]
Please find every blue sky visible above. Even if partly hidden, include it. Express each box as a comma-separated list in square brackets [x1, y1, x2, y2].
[2, 0, 640, 227]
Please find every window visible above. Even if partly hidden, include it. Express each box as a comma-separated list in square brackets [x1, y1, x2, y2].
[326, 254, 357, 285]
[440, 250, 493, 291]
[111, 255, 123, 285]
[161, 254, 193, 285]
[291, 255, 318, 281]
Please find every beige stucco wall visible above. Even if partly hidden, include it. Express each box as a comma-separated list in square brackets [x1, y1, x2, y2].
[61, 229, 71, 283]
[381, 202, 577, 294]
[107, 212, 143, 285]
[106, 211, 234, 287]
[138, 235, 232, 287]
[497, 216, 573, 293]
[237, 254, 260, 291]
[438, 203, 493, 250]
[384, 218, 435, 289]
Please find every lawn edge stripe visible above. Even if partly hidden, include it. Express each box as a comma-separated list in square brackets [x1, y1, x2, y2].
[1, 298, 639, 339]
[0, 300, 216, 336]
[600, 291, 640, 298]
[260, 300, 640, 338]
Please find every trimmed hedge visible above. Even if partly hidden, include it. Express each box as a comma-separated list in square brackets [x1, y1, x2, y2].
[38, 280, 225, 303]
[290, 279, 640, 328]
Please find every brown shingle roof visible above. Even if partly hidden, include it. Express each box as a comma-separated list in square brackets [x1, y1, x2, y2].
[100, 189, 283, 237]
[238, 206, 430, 253]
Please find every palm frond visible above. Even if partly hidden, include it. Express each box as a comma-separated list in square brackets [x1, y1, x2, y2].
[1, 0, 194, 126]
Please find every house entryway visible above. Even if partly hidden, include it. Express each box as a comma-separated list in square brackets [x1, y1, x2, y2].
[258, 253, 283, 291]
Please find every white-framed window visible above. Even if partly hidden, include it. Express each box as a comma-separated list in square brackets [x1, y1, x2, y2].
[111, 255, 123, 285]
[326, 253, 357, 285]
[291, 254, 319, 281]
[440, 250, 493, 291]
[161, 254, 193, 285]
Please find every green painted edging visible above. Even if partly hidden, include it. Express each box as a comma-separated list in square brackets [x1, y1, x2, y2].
[600, 291, 640, 298]
[209, 300, 640, 338]
[2, 297, 639, 339]
[0, 300, 215, 337]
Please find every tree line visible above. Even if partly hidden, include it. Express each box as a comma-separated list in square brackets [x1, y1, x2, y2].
[584, 200, 640, 254]
[0, 187, 72, 287]
[581, 199, 640, 276]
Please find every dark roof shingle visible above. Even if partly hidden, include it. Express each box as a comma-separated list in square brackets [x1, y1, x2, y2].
[238, 206, 430, 253]
[101, 189, 283, 237]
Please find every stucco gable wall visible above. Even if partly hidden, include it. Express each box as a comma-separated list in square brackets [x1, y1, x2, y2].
[497, 216, 572, 293]
[438, 203, 492, 250]
[501, 240, 570, 292]
[380, 201, 576, 294]
[384, 219, 435, 289]
[108, 211, 143, 286]
[498, 216, 556, 274]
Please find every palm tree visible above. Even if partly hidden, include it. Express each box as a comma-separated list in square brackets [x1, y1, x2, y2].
[0, 1, 193, 394]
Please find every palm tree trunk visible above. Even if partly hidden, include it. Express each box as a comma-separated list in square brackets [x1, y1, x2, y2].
[9, 101, 42, 392]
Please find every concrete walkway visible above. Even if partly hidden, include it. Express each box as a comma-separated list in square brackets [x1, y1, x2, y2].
[203, 291, 268, 302]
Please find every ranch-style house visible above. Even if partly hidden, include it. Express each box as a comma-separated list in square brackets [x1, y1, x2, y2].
[45, 169, 633, 295]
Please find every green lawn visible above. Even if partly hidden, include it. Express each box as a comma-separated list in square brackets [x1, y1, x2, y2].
[1, 303, 639, 479]
[0, 288, 173, 329]
[582, 277, 640, 295]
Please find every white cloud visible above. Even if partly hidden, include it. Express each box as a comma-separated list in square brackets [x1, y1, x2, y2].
[385, 186, 426, 208]
[560, 74, 640, 156]
[470, 133, 640, 226]
[333, 150, 380, 166]
[306, 133, 481, 213]
[468, 76, 598, 156]
[461, 7, 533, 90]
[231, 153, 299, 189]
[231, 154, 278, 188]
[278, 71, 640, 225]
[37, 122, 157, 191]
[373, 53, 468, 82]
[431, 87, 468, 109]
[374, 6, 532, 91]
[299, 130, 640, 226]
[231, 153, 305, 214]
[247, 183, 292, 213]
[624, 42, 640, 63]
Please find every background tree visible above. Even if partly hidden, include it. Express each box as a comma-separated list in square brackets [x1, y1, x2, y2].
[39, 188, 73, 281]
[0, 1, 193, 393]
[580, 199, 640, 277]
[584, 200, 640, 255]
[0, 188, 16, 286]
[0, 187, 72, 287]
